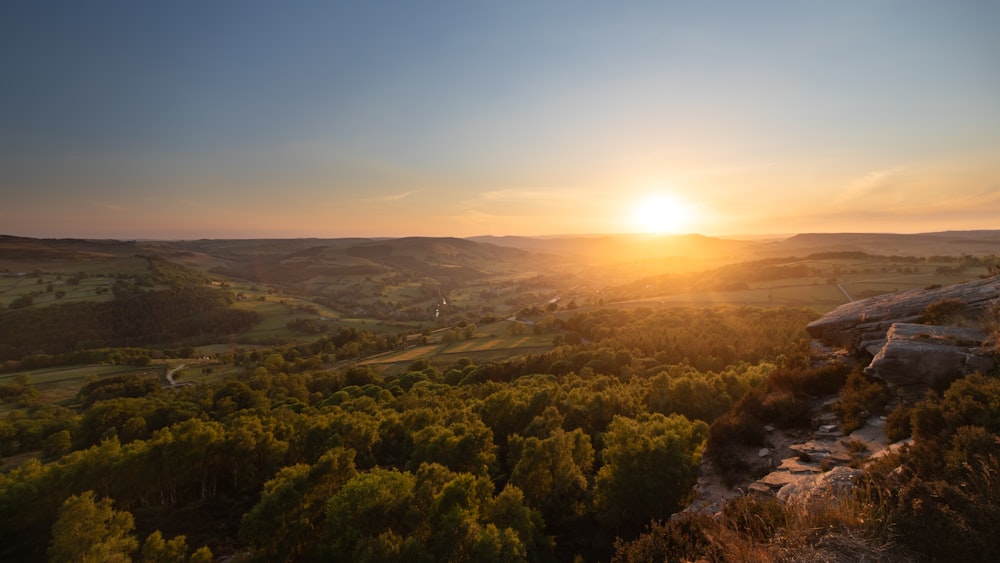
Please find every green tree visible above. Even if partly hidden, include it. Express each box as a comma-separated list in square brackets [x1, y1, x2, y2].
[323, 467, 418, 561]
[139, 530, 188, 563]
[409, 415, 497, 474]
[240, 447, 358, 561]
[324, 464, 551, 562]
[594, 413, 708, 537]
[43, 429, 72, 458]
[188, 546, 213, 563]
[48, 490, 138, 562]
[508, 428, 594, 526]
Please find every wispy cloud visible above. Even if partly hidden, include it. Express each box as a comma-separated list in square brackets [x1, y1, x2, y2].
[836, 167, 903, 204]
[477, 189, 567, 202]
[93, 202, 127, 212]
[362, 189, 423, 203]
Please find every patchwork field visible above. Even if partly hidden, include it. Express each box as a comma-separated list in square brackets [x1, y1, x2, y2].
[0, 364, 166, 408]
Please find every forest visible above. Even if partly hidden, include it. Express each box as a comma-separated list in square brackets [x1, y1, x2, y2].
[0, 306, 815, 561]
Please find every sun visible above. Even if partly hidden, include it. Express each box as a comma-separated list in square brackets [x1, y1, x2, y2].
[631, 193, 695, 234]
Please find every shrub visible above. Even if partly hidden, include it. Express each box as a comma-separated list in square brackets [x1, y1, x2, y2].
[767, 363, 850, 397]
[884, 404, 912, 442]
[611, 512, 721, 563]
[834, 369, 890, 434]
[761, 391, 811, 429]
[7, 295, 33, 309]
[919, 298, 968, 325]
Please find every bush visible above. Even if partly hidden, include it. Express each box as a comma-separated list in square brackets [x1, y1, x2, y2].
[834, 369, 890, 434]
[919, 298, 968, 325]
[611, 512, 720, 563]
[884, 404, 912, 442]
[766, 363, 850, 397]
[761, 391, 811, 429]
[7, 295, 33, 309]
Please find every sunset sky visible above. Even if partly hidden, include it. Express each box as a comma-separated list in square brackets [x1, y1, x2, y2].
[2, 1, 998, 239]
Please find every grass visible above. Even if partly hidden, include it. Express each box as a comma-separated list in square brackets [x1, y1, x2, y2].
[617, 484, 905, 563]
[1, 364, 168, 407]
[0, 256, 154, 308]
[359, 329, 555, 377]
[615, 260, 993, 314]
[621, 283, 846, 312]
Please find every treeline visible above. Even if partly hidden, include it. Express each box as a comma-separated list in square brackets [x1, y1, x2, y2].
[0, 285, 259, 363]
[0, 306, 812, 561]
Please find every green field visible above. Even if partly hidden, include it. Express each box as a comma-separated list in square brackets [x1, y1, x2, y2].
[618, 260, 993, 314]
[361, 326, 555, 376]
[0, 364, 167, 408]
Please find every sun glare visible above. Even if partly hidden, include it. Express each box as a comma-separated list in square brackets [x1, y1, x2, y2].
[632, 193, 695, 234]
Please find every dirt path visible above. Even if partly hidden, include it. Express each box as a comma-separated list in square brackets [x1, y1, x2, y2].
[165, 364, 186, 385]
[836, 283, 854, 302]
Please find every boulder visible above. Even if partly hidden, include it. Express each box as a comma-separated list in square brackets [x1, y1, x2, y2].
[776, 465, 864, 506]
[864, 323, 996, 387]
[806, 276, 1000, 347]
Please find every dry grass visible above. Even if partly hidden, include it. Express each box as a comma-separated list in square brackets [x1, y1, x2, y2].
[716, 484, 909, 563]
[616, 485, 912, 563]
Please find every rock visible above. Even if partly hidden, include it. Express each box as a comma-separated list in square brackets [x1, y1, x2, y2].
[757, 471, 811, 490]
[758, 448, 770, 457]
[776, 466, 864, 505]
[865, 323, 996, 387]
[806, 275, 1000, 347]
[777, 457, 823, 473]
[747, 482, 774, 496]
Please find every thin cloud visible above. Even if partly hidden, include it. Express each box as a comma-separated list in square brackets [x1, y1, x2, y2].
[478, 189, 566, 202]
[363, 189, 422, 203]
[93, 202, 127, 212]
[836, 167, 903, 204]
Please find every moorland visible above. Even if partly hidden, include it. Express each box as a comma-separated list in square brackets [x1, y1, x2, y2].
[1, 230, 999, 561]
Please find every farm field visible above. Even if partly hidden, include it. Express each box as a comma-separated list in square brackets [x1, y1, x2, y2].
[361, 327, 555, 375]
[622, 260, 994, 314]
[0, 364, 166, 409]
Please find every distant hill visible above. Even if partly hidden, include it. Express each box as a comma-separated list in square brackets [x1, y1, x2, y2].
[755, 230, 1000, 258]
[469, 233, 754, 265]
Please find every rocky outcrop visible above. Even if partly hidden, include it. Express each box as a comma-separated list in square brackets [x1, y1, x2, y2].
[806, 276, 1000, 348]
[806, 275, 999, 394]
[865, 323, 996, 390]
[688, 276, 999, 516]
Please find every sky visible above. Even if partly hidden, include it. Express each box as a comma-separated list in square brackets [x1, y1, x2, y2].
[2, 0, 999, 239]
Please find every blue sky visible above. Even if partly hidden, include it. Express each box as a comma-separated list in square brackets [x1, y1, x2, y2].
[2, 1, 998, 238]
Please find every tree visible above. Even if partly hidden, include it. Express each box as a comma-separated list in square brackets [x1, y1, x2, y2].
[323, 464, 551, 562]
[139, 530, 187, 563]
[508, 428, 594, 527]
[8, 294, 33, 310]
[240, 447, 358, 561]
[188, 546, 214, 563]
[408, 415, 497, 474]
[48, 490, 138, 562]
[323, 468, 418, 561]
[594, 413, 708, 537]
